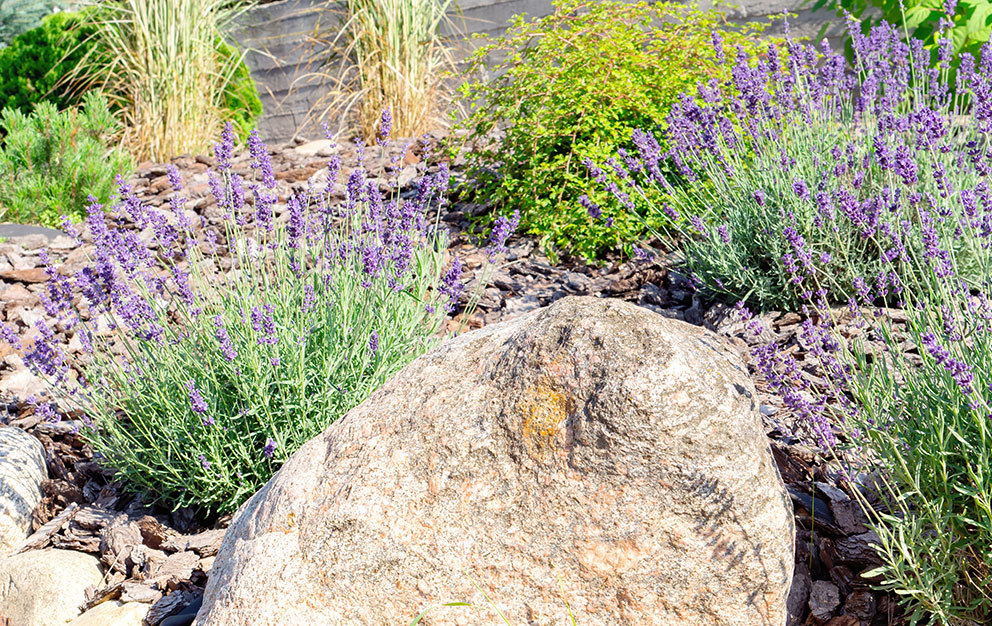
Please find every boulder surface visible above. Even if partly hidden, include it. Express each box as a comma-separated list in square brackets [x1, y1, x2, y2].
[0, 425, 47, 556]
[0, 548, 103, 625]
[197, 297, 794, 626]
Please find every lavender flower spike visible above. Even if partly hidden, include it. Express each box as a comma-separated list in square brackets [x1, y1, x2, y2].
[263, 438, 277, 459]
[377, 107, 392, 146]
[487, 210, 520, 261]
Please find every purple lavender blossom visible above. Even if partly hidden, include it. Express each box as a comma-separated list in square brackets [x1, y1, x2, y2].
[487, 210, 520, 261]
[214, 316, 238, 361]
[214, 122, 236, 171]
[368, 329, 379, 356]
[302, 284, 316, 313]
[578, 195, 602, 219]
[250, 305, 277, 345]
[263, 438, 277, 459]
[247, 129, 276, 190]
[438, 258, 463, 312]
[185, 380, 212, 424]
[0, 323, 21, 350]
[287, 194, 305, 248]
[377, 107, 392, 145]
[717, 224, 731, 244]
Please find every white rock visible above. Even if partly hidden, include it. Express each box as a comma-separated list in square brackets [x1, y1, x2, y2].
[293, 139, 337, 158]
[0, 549, 104, 625]
[0, 426, 46, 556]
[0, 369, 47, 404]
[67, 601, 149, 626]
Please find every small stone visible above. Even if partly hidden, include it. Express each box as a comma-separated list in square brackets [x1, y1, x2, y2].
[823, 616, 858, 626]
[833, 531, 883, 568]
[808, 580, 841, 622]
[1, 283, 37, 308]
[68, 600, 150, 626]
[786, 562, 811, 626]
[293, 139, 336, 158]
[121, 581, 164, 604]
[0, 268, 49, 283]
[147, 550, 199, 589]
[100, 517, 144, 574]
[163, 528, 224, 557]
[843, 589, 876, 622]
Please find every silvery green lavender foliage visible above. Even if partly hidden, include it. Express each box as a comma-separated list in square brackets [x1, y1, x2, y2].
[1, 116, 507, 515]
[599, 18, 992, 623]
[599, 19, 992, 312]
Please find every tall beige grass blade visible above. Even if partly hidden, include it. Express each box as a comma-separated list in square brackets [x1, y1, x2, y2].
[301, 0, 456, 141]
[71, 0, 254, 162]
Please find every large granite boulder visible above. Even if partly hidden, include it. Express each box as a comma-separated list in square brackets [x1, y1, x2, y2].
[0, 426, 47, 556]
[197, 297, 794, 626]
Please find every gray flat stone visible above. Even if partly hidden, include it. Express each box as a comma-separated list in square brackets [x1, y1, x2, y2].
[0, 223, 65, 241]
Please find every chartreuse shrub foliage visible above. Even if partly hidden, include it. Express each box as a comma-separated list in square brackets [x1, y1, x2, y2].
[0, 92, 132, 226]
[0, 11, 98, 112]
[454, 0, 771, 262]
[600, 13, 992, 623]
[0, 119, 511, 515]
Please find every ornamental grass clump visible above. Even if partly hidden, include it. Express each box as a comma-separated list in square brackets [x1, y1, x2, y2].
[1, 116, 507, 515]
[601, 16, 992, 623]
[71, 0, 254, 161]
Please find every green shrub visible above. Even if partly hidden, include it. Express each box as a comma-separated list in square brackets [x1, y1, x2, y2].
[453, 0, 770, 262]
[2, 122, 508, 515]
[0, 8, 263, 146]
[0, 92, 132, 226]
[0, 10, 96, 112]
[218, 39, 263, 139]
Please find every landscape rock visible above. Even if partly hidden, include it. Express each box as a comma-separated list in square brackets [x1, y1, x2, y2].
[0, 548, 103, 625]
[809, 580, 842, 622]
[0, 426, 47, 556]
[67, 600, 149, 626]
[197, 297, 794, 626]
[0, 368, 47, 404]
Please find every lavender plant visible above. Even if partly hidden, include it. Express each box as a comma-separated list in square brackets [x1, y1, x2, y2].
[597, 16, 992, 623]
[600, 19, 992, 312]
[2, 116, 506, 515]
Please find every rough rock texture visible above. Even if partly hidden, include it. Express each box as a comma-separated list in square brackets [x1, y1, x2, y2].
[197, 297, 794, 626]
[0, 426, 46, 556]
[0, 548, 103, 625]
[67, 601, 149, 626]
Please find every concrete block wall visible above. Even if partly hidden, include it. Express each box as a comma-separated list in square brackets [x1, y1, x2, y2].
[234, 0, 845, 143]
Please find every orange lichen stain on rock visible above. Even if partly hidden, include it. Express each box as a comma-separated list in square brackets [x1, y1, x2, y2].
[517, 379, 574, 460]
[575, 537, 649, 577]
